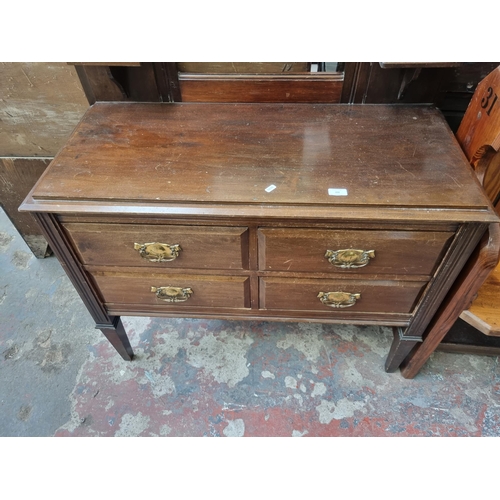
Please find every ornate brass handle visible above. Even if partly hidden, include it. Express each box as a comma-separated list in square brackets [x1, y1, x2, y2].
[317, 291, 361, 308]
[325, 249, 375, 269]
[151, 286, 193, 302]
[134, 242, 181, 262]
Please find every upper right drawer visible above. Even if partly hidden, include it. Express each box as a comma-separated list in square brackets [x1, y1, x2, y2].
[258, 228, 454, 276]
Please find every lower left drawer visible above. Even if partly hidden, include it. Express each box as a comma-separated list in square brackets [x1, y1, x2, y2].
[89, 271, 251, 309]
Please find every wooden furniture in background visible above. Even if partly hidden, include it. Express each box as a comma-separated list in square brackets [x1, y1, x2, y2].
[71, 62, 344, 105]
[176, 63, 343, 103]
[400, 66, 500, 378]
[20, 103, 498, 372]
[455, 66, 500, 337]
[177, 73, 343, 103]
[341, 62, 500, 132]
[71, 62, 499, 128]
[71, 62, 499, 131]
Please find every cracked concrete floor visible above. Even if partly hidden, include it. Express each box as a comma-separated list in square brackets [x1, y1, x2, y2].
[2, 208, 500, 437]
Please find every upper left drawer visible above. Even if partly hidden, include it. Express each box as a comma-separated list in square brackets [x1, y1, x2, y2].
[62, 223, 249, 270]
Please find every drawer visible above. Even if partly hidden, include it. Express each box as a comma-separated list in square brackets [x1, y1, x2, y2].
[258, 228, 454, 275]
[90, 271, 251, 309]
[63, 223, 249, 270]
[260, 277, 426, 313]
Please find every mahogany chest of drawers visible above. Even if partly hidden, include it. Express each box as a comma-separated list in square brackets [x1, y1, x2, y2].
[21, 103, 499, 372]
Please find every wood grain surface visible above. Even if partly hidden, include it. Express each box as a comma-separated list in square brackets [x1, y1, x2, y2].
[91, 271, 250, 309]
[63, 223, 249, 270]
[258, 227, 453, 275]
[461, 260, 500, 336]
[179, 74, 343, 103]
[259, 277, 425, 313]
[29, 103, 492, 215]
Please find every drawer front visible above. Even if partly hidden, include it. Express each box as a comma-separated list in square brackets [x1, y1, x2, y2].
[260, 277, 426, 313]
[91, 271, 250, 309]
[63, 223, 248, 270]
[258, 228, 453, 275]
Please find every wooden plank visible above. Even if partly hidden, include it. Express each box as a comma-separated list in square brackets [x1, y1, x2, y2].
[0, 157, 51, 257]
[179, 74, 343, 103]
[0, 63, 88, 156]
[461, 262, 500, 336]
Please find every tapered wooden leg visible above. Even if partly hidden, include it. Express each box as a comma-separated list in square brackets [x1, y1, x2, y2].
[385, 327, 420, 372]
[96, 316, 134, 361]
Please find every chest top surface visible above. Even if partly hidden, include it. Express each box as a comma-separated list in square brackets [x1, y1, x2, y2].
[25, 102, 498, 223]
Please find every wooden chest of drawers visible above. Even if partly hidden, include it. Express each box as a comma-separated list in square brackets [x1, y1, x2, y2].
[21, 103, 499, 372]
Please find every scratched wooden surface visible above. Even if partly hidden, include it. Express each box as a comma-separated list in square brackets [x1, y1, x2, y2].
[30, 102, 491, 214]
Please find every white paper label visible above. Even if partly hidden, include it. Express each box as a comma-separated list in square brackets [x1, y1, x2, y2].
[328, 188, 348, 196]
[265, 184, 277, 192]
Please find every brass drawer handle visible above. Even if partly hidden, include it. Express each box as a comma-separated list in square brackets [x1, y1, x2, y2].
[325, 249, 375, 268]
[151, 286, 193, 302]
[134, 242, 181, 262]
[317, 291, 361, 308]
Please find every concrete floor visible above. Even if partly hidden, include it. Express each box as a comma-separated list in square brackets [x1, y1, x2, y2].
[2, 207, 500, 437]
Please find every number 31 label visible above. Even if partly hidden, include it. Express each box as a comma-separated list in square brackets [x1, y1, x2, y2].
[481, 86, 498, 116]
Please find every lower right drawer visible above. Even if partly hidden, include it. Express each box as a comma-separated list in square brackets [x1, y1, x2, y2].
[259, 277, 426, 313]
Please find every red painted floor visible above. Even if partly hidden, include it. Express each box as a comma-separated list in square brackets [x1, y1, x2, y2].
[55, 317, 500, 437]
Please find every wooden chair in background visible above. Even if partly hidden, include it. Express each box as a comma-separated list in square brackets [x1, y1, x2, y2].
[400, 65, 500, 378]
